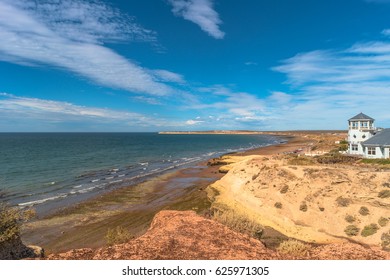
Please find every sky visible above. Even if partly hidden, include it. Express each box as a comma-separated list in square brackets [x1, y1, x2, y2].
[2, 0, 390, 132]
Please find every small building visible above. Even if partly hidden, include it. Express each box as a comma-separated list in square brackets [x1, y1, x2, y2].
[347, 113, 389, 159]
[361, 129, 390, 159]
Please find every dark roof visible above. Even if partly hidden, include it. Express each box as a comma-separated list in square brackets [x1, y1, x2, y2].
[363, 129, 390, 147]
[348, 113, 374, 121]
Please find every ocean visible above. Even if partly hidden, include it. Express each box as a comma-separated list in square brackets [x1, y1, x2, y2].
[0, 133, 284, 215]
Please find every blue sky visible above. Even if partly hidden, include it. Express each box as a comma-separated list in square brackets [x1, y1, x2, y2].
[1, 0, 390, 131]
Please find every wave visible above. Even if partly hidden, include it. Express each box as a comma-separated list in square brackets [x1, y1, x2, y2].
[18, 193, 68, 207]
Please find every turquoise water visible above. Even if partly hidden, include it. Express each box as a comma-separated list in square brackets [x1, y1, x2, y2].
[0, 133, 283, 214]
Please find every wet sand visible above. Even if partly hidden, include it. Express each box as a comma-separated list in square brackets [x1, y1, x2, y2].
[21, 133, 319, 254]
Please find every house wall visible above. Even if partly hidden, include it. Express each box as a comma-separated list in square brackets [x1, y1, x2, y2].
[385, 148, 390, 159]
[348, 130, 373, 155]
[364, 146, 385, 159]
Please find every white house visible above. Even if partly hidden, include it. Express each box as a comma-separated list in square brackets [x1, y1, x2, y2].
[347, 113, 390, 159]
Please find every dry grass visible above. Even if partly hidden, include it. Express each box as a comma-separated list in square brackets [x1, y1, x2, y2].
[299, 201, 308, 212]
[287, 156, 315, 166]
[280, 185, 289, 194]
[359, 206, 370, 216]
[345, 215, 356, 223]
[274, 202, 282, 209]
[336, 197, 351, 207]
[212, 209, 264, 239]
[277, 239, 311, 259]
[378, 190, 390, 199]
[378, 217, 389, 227]
[105, 226, 134, 246]
[382, 230, 390, 251]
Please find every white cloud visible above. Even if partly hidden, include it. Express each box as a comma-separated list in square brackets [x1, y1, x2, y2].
[0, 93, 182, 130]
[272, 35, 390, 129]
[186, 119, 204, 125]
[0, 0, 183, 96]
[168, 0, 225, 39]
[151, 69, 186, 84]
[382, 29, 390, 36]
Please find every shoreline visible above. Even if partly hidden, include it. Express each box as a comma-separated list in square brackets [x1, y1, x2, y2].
[21, 133, 294, 253]
[21, 132, 332, 254]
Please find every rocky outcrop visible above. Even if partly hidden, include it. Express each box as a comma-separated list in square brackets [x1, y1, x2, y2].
[0, 238, 44, 260]
[48, 210, 277, 260]
[47, 210, 390, 260]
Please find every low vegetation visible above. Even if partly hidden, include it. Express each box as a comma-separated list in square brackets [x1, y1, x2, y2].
[338, 140, 348, 152]
[299, 201, 308, 212]
[382, 230, 390, 251]
[279, 185, 289, 194]
[277, 239, 311, 259]
[336, 197, 351, 207]
[287, 156, 314, 166]
[212, 209, 264, 239]
[274, 202, 282, 209]
[105, 226, 134, 246]
[378, 217, 389, 227]
[0, 203, 35, 244]
[316, 153, 359, 165]
[345, 215, 356, 223]
[378, 190, 390, 199]
[361, 159, 390, 165]
[361, 224, 379, 237]
[344, 225, 360, 236]
[359, 206, 370, 216]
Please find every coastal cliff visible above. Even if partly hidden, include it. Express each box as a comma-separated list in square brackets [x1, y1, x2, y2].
[47, 210, 389, 260]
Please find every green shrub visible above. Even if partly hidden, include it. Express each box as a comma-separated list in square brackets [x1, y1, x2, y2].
[378, 217, 389, 227]
[378, 190, 390, 198]
[299, 201, 308, 212]
[336, 197, 351, 207]
[0, 203, 35, 244]
[361, 224, 379, 237]
[359, 206, 370, 216]
[105, 226, 133, 246]
[345, 215, 356, 223]
[277, 239, 311, 259]
[361, 159, 390, 165]
[344, 225, 360, 236]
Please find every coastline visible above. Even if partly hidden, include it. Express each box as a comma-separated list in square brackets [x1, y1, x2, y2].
[21, 131, 344, 254]
[21, 132, 293, 253]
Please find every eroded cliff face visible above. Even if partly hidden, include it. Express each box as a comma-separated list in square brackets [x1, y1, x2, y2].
[47, 210, 390, 260]
[208, 154, 390, 247]
[0, 237, 43, 260]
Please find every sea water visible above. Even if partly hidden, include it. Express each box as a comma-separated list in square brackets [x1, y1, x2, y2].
[0, 133, 284, 215]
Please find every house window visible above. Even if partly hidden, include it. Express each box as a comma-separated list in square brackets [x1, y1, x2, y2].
[351, 144, 358, 151]
[361, 122, 368, 128]
[368, 147, 376, 155]
[351, 122, 358, 129]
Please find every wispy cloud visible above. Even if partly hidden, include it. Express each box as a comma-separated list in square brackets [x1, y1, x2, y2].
[0, 93, 180, 131]
[272, 36, 390, 129]
[167, 0, 225, 39]
[186, 119, 204, 125]
[0, 0, 182, 96]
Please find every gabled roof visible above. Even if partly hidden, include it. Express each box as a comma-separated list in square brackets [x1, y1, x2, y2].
[348, 113, 374, 121]
[363, 129, 390, 147]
